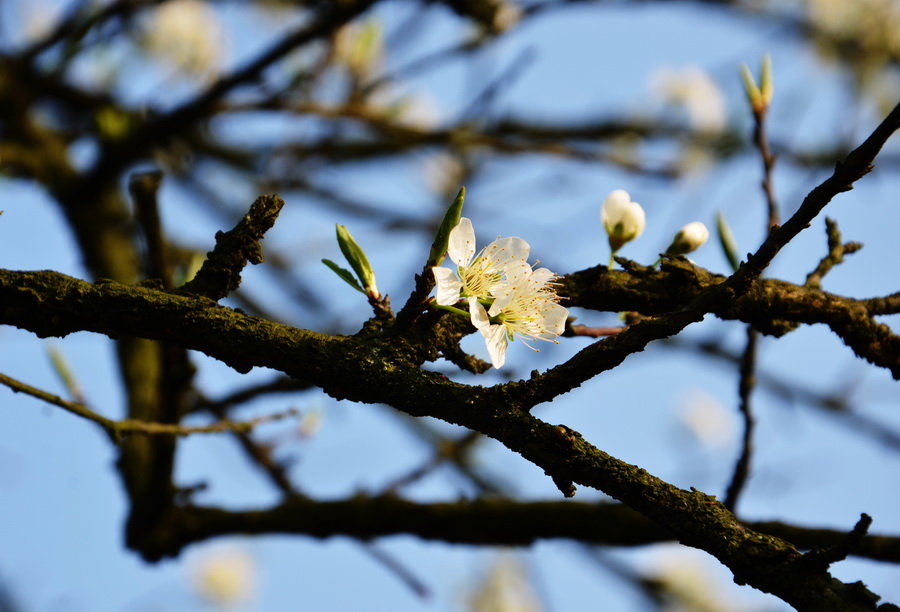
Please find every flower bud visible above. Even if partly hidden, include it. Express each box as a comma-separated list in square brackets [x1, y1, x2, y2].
[427, 186, 466, 267]
[665, 221, 709, 256]
[740, 54, 773, 113]
[601, 189, 646, 252]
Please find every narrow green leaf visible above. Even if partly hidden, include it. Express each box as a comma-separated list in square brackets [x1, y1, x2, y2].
[427, 186, 466, 267]
[739, 63, 762, 111]
[322, 258, 365, 294]
[716, 211, 741, 272]
[45, 342, 85, 403]
[760, 54, 774, 106]
[335, 224, 379, 297]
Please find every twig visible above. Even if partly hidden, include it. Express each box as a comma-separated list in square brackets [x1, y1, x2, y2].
[359, 545, 431, 600]
[724, 91, 777, 513]
[800, 514, 873, 571]
[0, 371, 297, 439]
[724, 326, 758, 511]
[863, 291, 900, 316]
[196, 376, 313, 414]
[20, 0, 160, 63]
[752, 105, 779, 230]
[177, 194, 285, 300]
[805, 217, 863, 289]
[382, 431, 482, 493]
[130, 170, 170, 288]
[660, 337, 900, 453]
[566, 324, 626, 338]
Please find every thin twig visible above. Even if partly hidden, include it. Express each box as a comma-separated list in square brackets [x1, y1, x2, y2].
[0, 371, 297, 439]
[724, 99, 778, 512]
[566, 324, 626, 338]
[724, 326, 757, 511]
[752, 106, 780, 230]
[805, 217, 863, 289]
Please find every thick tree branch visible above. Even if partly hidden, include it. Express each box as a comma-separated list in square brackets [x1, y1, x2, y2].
[0, 268, 895, 608]
[561, 260, 900, 377]
[143, 496, 900, 564]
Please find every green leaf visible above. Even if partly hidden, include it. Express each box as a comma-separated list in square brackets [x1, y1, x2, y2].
[427, 186, 466, 267]
[759, 54, 774, 106]
[716, 211, 741, 272]
[739, 63, 762, 112]
[335, 224, 379, 297]
[322, 258, 365, 294]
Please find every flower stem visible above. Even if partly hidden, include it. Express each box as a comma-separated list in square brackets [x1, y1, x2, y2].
[431, 302, 471, 318]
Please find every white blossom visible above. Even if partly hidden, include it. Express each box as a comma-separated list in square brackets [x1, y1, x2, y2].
[142, 0, 225, 77]
[432, 217, 529, 305]
[469, 263, 568, 368]
[601, 190, 646, 253]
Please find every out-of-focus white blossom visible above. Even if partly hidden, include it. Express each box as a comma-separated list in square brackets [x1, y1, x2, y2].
[369, 87, 442, 130]
[650, 66, 726, 134]
[143, 0, 225, 76]
[601, 189, 646, 254]
[807, 0, 900, 58]
[492, 1, 524, 32]
[333, 18, 383, 77]
[20, 0, 63, 45]
[468, 555, 542, 612]
[678, 389, 735, 449]
[190, 547, 256, 609]
[649, 549, 758, 612]
[665, 221, 710, 256]
[423, 153, 467, 198]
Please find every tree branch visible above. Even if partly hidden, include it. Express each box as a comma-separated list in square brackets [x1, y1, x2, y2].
[178, 194, 285, 300]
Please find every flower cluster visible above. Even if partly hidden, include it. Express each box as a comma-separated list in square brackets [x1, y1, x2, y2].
[432, 218, 568, 368]
[600, 189, 710, 265]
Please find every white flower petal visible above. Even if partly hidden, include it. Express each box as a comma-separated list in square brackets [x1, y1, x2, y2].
[539, 302, 569, 337]
[482, 324, 508, 368]
[447, 217, 476, 267]
[481, 236, 530, 268]
[469, 296, 491, 330]
[433, 266, 463, 305]
[504, 260, 533, 282]
[530, 267, 555, 286]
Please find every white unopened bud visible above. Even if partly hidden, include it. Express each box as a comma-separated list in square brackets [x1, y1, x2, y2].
[601, 190, 646, 253]
[666, 221, 709, 256]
